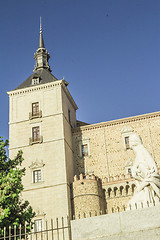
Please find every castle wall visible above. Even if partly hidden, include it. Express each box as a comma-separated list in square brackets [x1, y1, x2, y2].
[72, 174, 105, 219]
[103, 175, 136, 213]
[72, 112, 160, 214]
[72, 112, 160, 179]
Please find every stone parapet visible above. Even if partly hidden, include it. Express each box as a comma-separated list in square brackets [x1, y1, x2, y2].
[102, 173, 134, 184]
[71, 205, 160, 240]
[102, 175, 136, 214]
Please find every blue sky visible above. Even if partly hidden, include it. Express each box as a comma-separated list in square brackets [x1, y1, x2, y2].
[1, 0, 160, 141]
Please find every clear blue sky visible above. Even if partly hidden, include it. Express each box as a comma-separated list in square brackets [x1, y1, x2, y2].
[1, 0, 160, 141]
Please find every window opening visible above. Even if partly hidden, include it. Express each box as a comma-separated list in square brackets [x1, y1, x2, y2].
[82, 144, 88, 157]
[32, 102, 39, 116]
[34, 219, 42, 232]
[32, 78, 40, 85]
[68, 110, 71, 125]
[32, 127, 40, 142]
[33, 170, 41, 183]
[125, 136, 130, 149]
[128, 168, 133, 177]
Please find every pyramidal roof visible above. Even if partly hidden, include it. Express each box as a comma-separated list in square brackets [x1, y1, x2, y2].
[15, 69, 58, 90]
[15, 18, 58, 90]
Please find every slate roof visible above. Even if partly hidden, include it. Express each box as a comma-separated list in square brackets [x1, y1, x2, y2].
[15, 68, 58, 90]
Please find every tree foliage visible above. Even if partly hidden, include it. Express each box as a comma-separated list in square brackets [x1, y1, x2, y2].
[0, 137, 35, 229]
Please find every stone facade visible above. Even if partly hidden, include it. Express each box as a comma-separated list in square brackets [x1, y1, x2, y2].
[8, 80, 78, 223]
[7, 26, 160, 237]
[72, 112, 160, 214]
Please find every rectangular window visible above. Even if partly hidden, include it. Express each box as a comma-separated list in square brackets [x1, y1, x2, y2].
[34, 219, 42, 232]
[125, 136, 130, 149]
[32, 78, 40, 85]
[82, 144, 88, 157]
[33, 170, 41, 183]
[32, 127, 40, 142]
[68, 110, 71, 125]
[32, 102, 39, 116]
[128, 168, 133, 178]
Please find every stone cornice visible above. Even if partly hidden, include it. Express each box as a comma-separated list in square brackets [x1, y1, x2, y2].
[72, 111, 160, 133]
[7, 80, 63, 96]
[61, 81, 78, 111]
[7, 79, 78, 110]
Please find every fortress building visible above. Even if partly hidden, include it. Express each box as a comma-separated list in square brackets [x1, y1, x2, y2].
[7, 23, 160, 236]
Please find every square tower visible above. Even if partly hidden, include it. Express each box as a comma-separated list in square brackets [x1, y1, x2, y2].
[8, 26, 78, 224]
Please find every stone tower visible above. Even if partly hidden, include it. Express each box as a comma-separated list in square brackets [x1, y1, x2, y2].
[72, 174, 105, 219]
[7, 21, 78, 226]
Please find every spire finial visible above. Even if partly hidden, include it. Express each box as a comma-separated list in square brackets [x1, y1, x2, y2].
[39, 16, 45, 49]
[34, 18, 51, 72]
[40, 16, 42, 33]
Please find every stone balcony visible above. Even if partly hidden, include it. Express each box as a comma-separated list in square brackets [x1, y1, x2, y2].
[29, 136, 43, 145]
[29, 110, 42, 120]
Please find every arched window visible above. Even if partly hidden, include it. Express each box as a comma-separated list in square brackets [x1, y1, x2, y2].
[120, 186, 124, 196]
[126, 185, 130, 195]
[108, 188, 112, 198]
[114, 187, 118, 197]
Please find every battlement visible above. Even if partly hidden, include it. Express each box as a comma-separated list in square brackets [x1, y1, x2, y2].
[102, 173, 134, 184]
[102, 174, 136, 199]
[72, 174, 105, 219]
[73, 173, 100, 182]
[72, 173, 137, 216]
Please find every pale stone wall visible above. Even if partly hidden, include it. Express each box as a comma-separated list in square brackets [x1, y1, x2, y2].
[72, 112, 160, 179]
[8, 80, 77, 222]
[103, 176, 136, 213]
[72, 112, 160, 214]
[71, 205, 160, 240]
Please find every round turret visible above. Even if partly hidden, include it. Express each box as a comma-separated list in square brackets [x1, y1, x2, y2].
[72, 174, 105, 219]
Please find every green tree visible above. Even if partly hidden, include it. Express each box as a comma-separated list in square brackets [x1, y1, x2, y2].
[0, 137, 35, 231]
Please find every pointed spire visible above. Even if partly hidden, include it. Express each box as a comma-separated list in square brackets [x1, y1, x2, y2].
[33, 17, 51, 72]
[39, 16, 45, 48]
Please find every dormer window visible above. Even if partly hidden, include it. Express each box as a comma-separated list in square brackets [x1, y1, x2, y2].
[32, 77, 40, 85]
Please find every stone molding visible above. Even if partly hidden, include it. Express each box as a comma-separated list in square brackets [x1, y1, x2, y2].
[7, 80, 62, 96]
[7, 79, 78, 111]
[29, 160, 45, 169]
[72, 111, 160, 133]
[61, 82, 78, 111]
